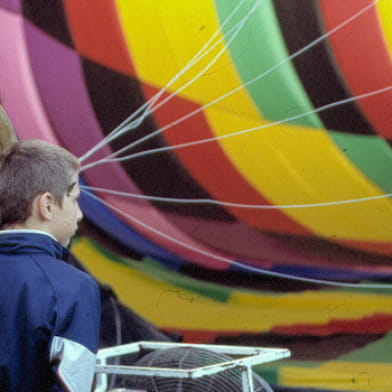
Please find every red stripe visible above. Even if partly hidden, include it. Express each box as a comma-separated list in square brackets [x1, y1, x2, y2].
[162, 328, 242, 344]
[271, 313, 392, 336]
[165, 315, 392, 343]
[62, 0, 310, 236]
[143, 83, 311, 235]
[318, 0, 392, 138]
[63, 0, 135, 76]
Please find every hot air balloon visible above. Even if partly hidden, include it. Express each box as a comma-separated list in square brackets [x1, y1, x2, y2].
[1, 0, 392, 390]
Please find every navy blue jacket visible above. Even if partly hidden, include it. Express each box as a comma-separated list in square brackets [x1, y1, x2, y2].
[0, 231, 101, 392]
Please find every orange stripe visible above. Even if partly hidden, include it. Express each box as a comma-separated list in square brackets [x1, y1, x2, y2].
[63, 0, 135, 76]
[319, 0, 392, 138]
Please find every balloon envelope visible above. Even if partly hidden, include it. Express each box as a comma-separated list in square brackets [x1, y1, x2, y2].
[0, 0, 392, 277]
[2, 2, 392, 391]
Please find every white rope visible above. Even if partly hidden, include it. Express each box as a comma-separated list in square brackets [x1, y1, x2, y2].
[80, 185, 392, 209]
[81, 84, 392, 168]
[81, 188, 392, 290]
[81, 0, 381, 171]
[79, 0, 252, 163]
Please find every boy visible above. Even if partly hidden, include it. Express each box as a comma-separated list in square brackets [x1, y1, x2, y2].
[0, 140, 101, 392]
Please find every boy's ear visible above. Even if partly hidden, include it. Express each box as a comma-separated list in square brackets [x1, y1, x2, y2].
[36, 192, 55, 221]
[0, 105, 18, 154]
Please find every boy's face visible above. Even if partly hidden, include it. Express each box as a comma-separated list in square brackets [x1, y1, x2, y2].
[51, 179, 83, 246]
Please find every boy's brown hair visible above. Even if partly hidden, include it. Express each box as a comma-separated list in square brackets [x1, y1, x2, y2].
[0, 140, 80, 228]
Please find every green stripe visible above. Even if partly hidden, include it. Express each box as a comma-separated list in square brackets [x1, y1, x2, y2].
[214, 0, 322, 128]
[339, 333, 392, 363]
[330, 132, 392, 193]
[133, 257, 232, 303]
[84, 238, 232, 302]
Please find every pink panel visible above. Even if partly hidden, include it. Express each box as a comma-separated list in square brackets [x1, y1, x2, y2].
[0, 9, 59, 144]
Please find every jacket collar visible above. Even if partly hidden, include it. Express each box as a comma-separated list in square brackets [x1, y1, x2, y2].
[0, 230, 69, 261]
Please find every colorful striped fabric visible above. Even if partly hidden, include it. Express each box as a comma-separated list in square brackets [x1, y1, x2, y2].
[72, 236, 392, 391]
[0, 1, 392, 390]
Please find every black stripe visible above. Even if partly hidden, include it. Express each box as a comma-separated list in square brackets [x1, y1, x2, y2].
[180, 263, 325, 292]
[81, 58, 233, 221]
[273, 0, 374, 134]
[216, 332, 386, 361]
[265, 231, 392, 266]
[22, 0, 74, 47]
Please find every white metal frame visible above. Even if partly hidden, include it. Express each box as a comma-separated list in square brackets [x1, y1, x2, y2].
[94, 341, 291, 392]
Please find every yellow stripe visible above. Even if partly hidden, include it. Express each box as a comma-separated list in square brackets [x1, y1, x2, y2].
[205, 106, 392, 241]
[280, 362, 392, 391]
[376, 0, 392, 60]
[72, 238, 392, 331]
[115, 0, 260, 117]
[115, 0, 392, 241]
[230, 289, 392, 323]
